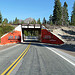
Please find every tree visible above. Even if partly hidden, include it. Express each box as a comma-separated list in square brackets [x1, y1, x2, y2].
[21, 20, 25, 24]
[42, 17, 46, 24]
[13, 17, 19, 24]
[71, 1, 75, 25]
[0, 12, 2, 23]
[49, 15, 53, 25]
[37, 18, 41, 24]
[3, 18, 8, 24]
[9, 21, 13, 24]
[53, 0, 62, 25]
[31, 20, 36, 24]
[62, 2, 69, 26]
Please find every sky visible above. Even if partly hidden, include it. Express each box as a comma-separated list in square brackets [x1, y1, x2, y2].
[0, 0, 75, 22]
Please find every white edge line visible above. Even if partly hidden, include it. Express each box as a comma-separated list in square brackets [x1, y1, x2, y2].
[0, 44, 21, 53]
[42, 45, 75, 67]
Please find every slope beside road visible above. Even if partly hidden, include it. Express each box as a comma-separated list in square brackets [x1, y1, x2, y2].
[0, 43, 75, 75]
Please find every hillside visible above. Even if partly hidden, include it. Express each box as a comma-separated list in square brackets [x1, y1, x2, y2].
[19, 17, 36, 24]
[47, 25, 75, 44]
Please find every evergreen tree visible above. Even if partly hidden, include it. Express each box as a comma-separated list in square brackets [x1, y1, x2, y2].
[37, 18, 41, 24]
[9, 21, 12, 24]
[13, 17, 19, 24]
[62, 2, 69, 26]
[0, 12, 2, 23]
[71, 1, 75, 25]
[31, 20, 36, 24]
[42, 17, 46, 24]
[53, 0, 62, 25]
[49, 15, 52, 22]
[21, 20, 25, 24]
[49, 15, 53, 25]
[3, 18, 8, 24]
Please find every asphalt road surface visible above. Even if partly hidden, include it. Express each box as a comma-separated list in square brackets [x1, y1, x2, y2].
[0, 43, 75, 75]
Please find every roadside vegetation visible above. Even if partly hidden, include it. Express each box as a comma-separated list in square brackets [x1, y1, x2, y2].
[0, 24, 14, 43]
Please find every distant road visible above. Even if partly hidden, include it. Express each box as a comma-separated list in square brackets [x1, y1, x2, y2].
[0, 43, 75, 75]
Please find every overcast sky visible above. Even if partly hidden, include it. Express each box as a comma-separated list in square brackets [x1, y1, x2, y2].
[0, 0, 75, 22]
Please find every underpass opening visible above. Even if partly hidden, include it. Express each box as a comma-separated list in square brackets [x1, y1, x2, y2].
[21, 24, 41, 42]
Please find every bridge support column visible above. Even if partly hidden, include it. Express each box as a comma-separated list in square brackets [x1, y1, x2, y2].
[21, 25, 23, 42]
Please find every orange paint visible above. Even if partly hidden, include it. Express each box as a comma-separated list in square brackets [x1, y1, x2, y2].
[1, 31, 21, 45]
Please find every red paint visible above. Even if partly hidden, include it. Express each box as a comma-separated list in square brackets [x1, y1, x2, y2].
[0, 29, 64, 45]
[1, 31, 21, 45]
[41, 29, 64, 44]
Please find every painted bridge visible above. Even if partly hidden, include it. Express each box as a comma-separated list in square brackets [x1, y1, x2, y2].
[0, 24, 64, 45]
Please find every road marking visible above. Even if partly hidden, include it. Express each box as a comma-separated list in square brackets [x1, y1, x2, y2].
[43, 45, 75, 67]
[1, 43, 31, 75]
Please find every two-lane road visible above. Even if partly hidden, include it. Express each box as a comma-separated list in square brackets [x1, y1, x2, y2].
[0, 43, 75, 75]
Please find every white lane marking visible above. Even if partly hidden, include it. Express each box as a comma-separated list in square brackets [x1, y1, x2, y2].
[0, 44, 21, 53]
[42, 45, 75, 67]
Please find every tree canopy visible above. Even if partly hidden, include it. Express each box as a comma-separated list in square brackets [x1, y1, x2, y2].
[37, 18, 41, 24]
[71, 1, 75, 25]
[62, 2, 69, 26]
[53, 0, 62, 25]
[0, 12, 2, 23]
[42, 17, 46, 25]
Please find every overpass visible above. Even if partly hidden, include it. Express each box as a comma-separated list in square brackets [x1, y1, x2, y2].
[0, 24, 64, 45]
[21, 24, 41, 42]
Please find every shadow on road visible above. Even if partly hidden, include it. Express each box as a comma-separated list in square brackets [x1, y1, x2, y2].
[17, 41, 75, 52]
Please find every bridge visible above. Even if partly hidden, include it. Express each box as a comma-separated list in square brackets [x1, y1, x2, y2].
[21, 24, 41, 42]
[0, 24, 64, 45]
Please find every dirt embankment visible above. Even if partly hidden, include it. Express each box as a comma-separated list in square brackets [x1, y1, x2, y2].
[46, 25, 75, 57]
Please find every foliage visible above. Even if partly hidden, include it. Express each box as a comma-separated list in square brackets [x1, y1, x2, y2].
[30, 20, 36, 24]
[62, 2, 69, 26]
[21, 20, 25, 24]
[24, 30, 39, 36]
[50, 20, 53, 25]
[0, 12, 2, 23]
[3, 18, 8, 24]
[53, 0, 62, 25]
[13, 17, 19, 24]
[0, 24, 15, 42]
[37, 18, 41, 24]
[42, 17, 46, 24]
[49, 15, 53, 25]
[9, 21, 13, 24]
[71, 1, 75, 25]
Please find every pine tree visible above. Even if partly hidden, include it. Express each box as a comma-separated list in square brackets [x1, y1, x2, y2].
[0, 12, 2, 23]
[42, 17, 46, 24]
[49, 15, 53, 25]
[31, 20, 36, 24]
[9, 21, 12, 24]
[37, 18, 41, 24]
[13, 17, 19, 24]
[21, 20, 25, 24]
[62, 2, 69, 26]
[71, 1, 75, 25]
[3, 18, 8, 24]
[53, 0, 62, 25]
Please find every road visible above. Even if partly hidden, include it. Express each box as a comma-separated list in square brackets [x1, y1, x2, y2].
[0, 43, 75, 75]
